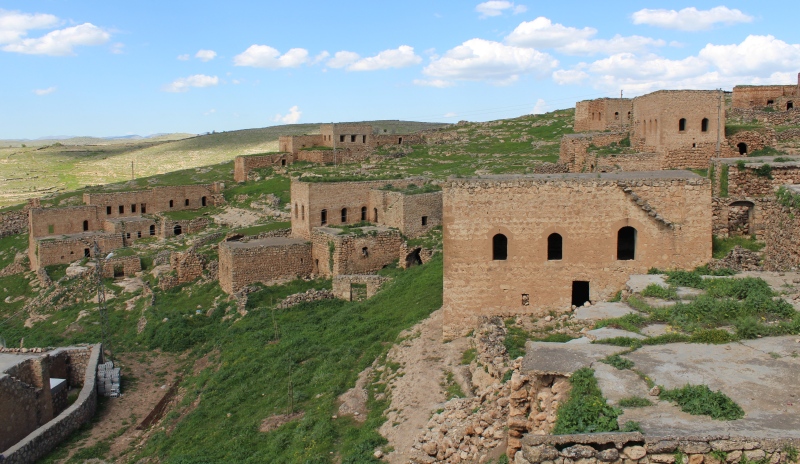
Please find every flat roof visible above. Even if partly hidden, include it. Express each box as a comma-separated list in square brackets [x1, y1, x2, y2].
[452, 170, 702, 183]
[222, 237, 307, 248]
[0, 353, 37, 372]
[36, 231, 116, 241]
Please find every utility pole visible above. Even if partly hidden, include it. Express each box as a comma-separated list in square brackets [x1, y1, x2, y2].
[620, 90, 623, 98]
[94, 241, 112, 361]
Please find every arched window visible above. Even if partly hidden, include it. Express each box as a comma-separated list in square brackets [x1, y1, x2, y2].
[492, 234, 508, 261]
[341, 208, 348, 223]
[679, 118, 686, 132]
[737, 143, 748, 155]
[321, 209, 327, 226]
[149, 224, 155, 236]
[701, 118, 709, 132]
[173, 224, 182, 236]
[614, 112, 619, 120]
[83, 220, 89, 231]
[294, 203, 298, 218]
[547, 233, 563, 261]
[201, 196, 207, 207]
[361, 206, 367, 221]
[617, 227, 637, 261]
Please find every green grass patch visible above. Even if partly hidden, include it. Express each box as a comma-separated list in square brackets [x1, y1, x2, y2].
[0, 233, 28, 268]
[552, 368, 620, 434]
[595, 312, 648, 333]
[748, 147, 788, 157]
[224, 173, 291, 205]
[461, 348, 477, 365]
[443, 371, 466, 400]
[713, 236, 765, 259]
[618, 397, 652, 408]
[659, 384, 744, 420]
[45, 264, 68, 281]
[503, 324, 529, 359]
[600, 354, 634, 370]
[720, 165, 729, 197]
[725, 123, 764, 137]
[641, 284, 677, 300]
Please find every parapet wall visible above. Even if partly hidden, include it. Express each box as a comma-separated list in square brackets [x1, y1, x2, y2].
[1, 345, 100, 464]
[732, 84, 798, 109]
[83, 184, 221, 219]
[101, 256, 141, 278]
[516, 433, 800, 464]
[369, 190, 443, 238]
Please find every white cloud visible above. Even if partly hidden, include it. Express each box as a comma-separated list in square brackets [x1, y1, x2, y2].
[699, 35, 800, 77]
[348, 45, 421, 71]
[552, 69, 589, 85]
[233, 45, 309, 68]
[177, 53, 190, 61]
[423, 38, 558, 84]
[506, 17, 595, 49]
[327, 51, 360, 69]
[631, 6, 753, 31]
[110, 42, 124, 54]
[195, 49, 216, 62]
[33, 86, 56, 96]
[163, 74, 219, 93]
[273, 106, 301, 124]
[0, 9, 59, 44]
[557, 35, 665, 56]
[311, 51, 330, 65]
[532, 99, 548, 114]
[413, 79, 456, 88]
[2, 22, 110, 56]
[444, 112, 457, 118]
[475, 1, 527, 18]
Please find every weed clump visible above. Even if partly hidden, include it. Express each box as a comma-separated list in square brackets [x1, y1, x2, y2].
[552, 368, 620, 434]
[618, 397, 652, 408]
[601, 354, 634, 370]
[659, 384, 744, 420]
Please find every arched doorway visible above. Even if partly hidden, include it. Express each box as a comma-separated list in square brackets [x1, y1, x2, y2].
[173, 224, 182, 236]
[405, 248, 423, 268]
[737, 143, 747, 155]
[728, 201, 755, 237]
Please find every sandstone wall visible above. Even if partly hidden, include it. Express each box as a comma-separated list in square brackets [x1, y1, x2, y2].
[101, 256, 141, 278]
[83, 184, 220, 218]
[559, 132, 632, 173]
[373, 133, 424, 146]
[729, 107, 800, 126]
[278, 135, 323, 153]
[218, 238, 312, 294]
[733, 83, 798, 109]
[158, 217, 209, 238]
[596, 152, 662, 172]
[332, 275, 392, 301]
[0, 344, 100, 464]
[31, 233, 123, 269]
[234, 153, 292, 182]
[727, 129, 776, 155]
[103, 218, 158, 244]
[442, 172, 712, 337]
[28, 206, 102, 239]
[368, 190, 443, 238]
[0, 208, 28, 238]
[574, 98, 632, 132]
[294, 148, 371, 165]
[311, 228, 403, 278]
[632, 90, 722, 153]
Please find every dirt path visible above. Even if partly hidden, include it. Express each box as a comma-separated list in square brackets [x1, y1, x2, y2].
[58, 351, 181, 462]
[211, 206, 267, 228]
[379, 309, 471, 463]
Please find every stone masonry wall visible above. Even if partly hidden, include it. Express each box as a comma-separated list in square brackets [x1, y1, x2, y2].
[218, 238, 312, 294]
[310, 228, 403, 278]
[28, 206, 102, 239]
[574, 98, 633, 132]
[332, 275, 392, 301]
[83, 183, 221, 219]
[0, 208, 28, 238]
[763, 201, 800, 271]
[559, 132, 637, 173]
[442, 172, 712, 337]
[1, 344, 100, 464]
[101, 256, 141, 278]
[733, 81, 798, 109]
[0, 374, 40, 452]
[279, 134, 323, 153]
[234, 153, 292, 182]
[596, 152, 662, 173]
[368, 190, 443, 238]
[632, 90, 722, 153]
[32, 233, 124, 269]
[516, 433, 800, 464]
[159, 217, 209, 238]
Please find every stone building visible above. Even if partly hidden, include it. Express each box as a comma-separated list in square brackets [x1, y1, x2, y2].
[290, 178, 442, 240]
[219, 237, 313, 294]
[442, 171, 711, 337]
[732, 73, 799, 111]
[573, 98, 632, 132]
[310, 226, 403, 277]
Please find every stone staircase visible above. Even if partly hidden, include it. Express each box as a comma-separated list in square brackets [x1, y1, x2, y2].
[621, 186, 675, 229]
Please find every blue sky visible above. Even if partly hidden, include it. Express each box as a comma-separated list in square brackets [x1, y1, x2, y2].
[1, 1, 798, 139]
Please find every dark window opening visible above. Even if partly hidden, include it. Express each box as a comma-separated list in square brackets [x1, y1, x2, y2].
[547, 233, 563, 260]
[84, 248, 90, 258]
[119, 205, 124, 214]
[572, 281, 590, 307]
[362, 135, 366, 143]
[126, 232, 130, 239]
[149, 224, 155, 236]
[83, 220, 89, 231]
[693, 143, 697, 148]
[492, 234, 508, 261]
[522, 294, 530, 306]
[341, 208, 348, 223]
[141, 203, 146, 214]
[617, 226, 637, 261]
[281, 159, 286, 166]
[201, 196, 207, 207]
[137, 231, 141, 238]
[405, 248, 422, 268]
[362, 247, 369, 257]
[350, 135, 356, 142]
[679, 118, 686, 131]
[131, 204, 137, 213]
[767, 99, 774, 105]
[374, 208, 378, 222]
[738, 142, 748, 155]
[788, 101, 794, 110]
[169, 200, 174, 208]
[627, 112, 631, 120]
[422, 216, 428, 226]
[184, 199, 189, 206]
[301, 205, 304, 220]
[361, 206, 367, 221]
[701, 118, 709, 132]
[173, 224, 182, 235]
[340, 135, 345, 142]
[321, 209, 327, 226]
[295, 203, 298, 218]
[398, 137, 403, 144]
[614, 112, 619, 120]
[113, 265, 124, 278]
[106, 206, 112, 215]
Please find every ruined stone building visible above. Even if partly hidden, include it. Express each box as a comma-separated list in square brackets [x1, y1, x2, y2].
[573, 98, 632, 132]
[234, 124, 424, 182]
[442, 171, 711, 337]
[732, 73, 799, 111]
[28, 184, 222, 269]
[218, 178, 442, 293]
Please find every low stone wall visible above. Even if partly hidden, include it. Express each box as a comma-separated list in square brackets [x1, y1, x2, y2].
[295, 149, 371, 165]
[729, 107, 800, 126]
[159, 217, 209, 238]
[516, 433, 800, 464]
[159, 249, 206, 290]
[728, 130, 776, 154]
[0, 344, 101, 464]
[101, 256, 141, 278]
[763, 201, 800, 271]
[0, 208, 28, 238]
[234, 153, 292, 182]
[559, 132, 630, 173]
[596, 152, 662, 172]
[777, 128, 800, 141]
[332, 275, 392, 301]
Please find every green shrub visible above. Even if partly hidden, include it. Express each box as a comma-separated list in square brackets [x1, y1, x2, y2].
[664, 270, 704, 288]
[534, 333, 578, 343]
[690, 329, 736, 344]
[712, 236, 765, 259]
[618, 397, 652, 408]
[621, 421, 643, 432]
[753, 164, 773, 179]
[503, 325, 529, 359]
[552, 368, 620, 434]
[659, 384, 744, 420]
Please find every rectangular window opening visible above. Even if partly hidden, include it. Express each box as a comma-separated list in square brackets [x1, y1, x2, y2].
[131, 204, 137, 213]
[421, 216, 428, 226]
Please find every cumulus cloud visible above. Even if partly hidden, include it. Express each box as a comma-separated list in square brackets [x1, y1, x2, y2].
[475, 1, 527, 18]
[110, 42, 124, 54]
[273, 105, 301, 124]
[698, 35, 800, 77]
[423, 38, 558, 84]
[532, 99, 548, 114]
[177, 53, 190, 61]
[311, 51, 330, 65]
[506, 17, 664, 55]
[444, 112, 457, 118]
[2, 22, 110, 56]
[233, 45, 309, 68]
[413, 79, 456, 88]
[552, 69, 589, 85]
[0, 9, 59, 44]
[163, 74, 219, 93]
[33, 86, 56, 96]
[195, 49, 216, 61]
[631, 6, 753, 31]
[327, 46, 421, 71]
